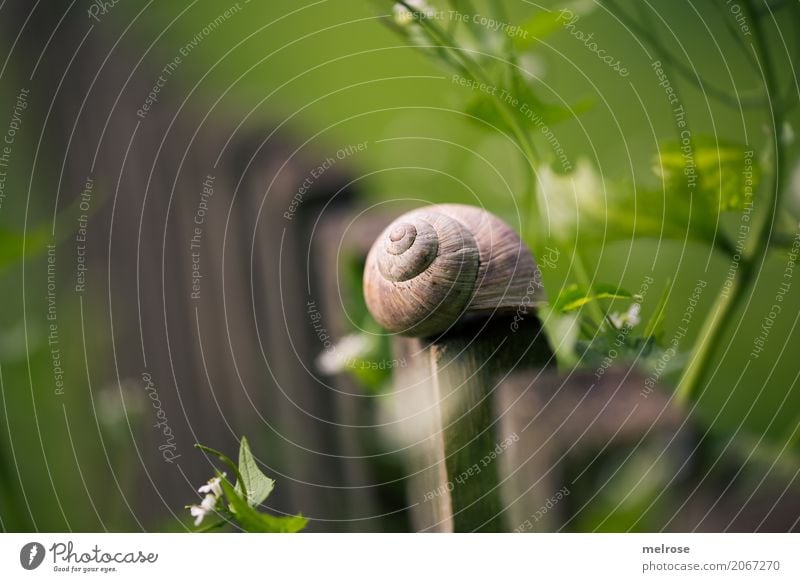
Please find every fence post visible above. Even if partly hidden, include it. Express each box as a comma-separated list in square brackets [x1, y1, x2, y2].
[364, 204, 553, 531]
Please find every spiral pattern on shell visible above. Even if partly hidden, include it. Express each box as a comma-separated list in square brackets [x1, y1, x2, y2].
[364, 208, 480, 337]
[363, 204, 543, 337]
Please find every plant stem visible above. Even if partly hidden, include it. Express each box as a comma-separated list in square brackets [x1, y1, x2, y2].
[488, 2, 541, 248]
[398, 1, 542, 249]
[445, 44, 541, 248]
[675, 270, 747, 405]
[676, 1, 786, 405]
[571, 249, 608, 329]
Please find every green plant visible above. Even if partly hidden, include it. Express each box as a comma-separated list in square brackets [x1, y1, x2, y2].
[379, 0, 800, 413]
[187, 437, 307, 533]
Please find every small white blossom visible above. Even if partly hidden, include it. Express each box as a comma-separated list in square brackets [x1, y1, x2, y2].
[190, 508, 206, 526]
[189, 505, 205, 526]
[198, 475, 223, 497]
[609, 303, 641, 329]
[316, 333, 374, 374]
[189, 474, 225, 526]
[189, 494, 219, 526]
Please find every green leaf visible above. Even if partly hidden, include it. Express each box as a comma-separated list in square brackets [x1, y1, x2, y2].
[463, 68, 590, 134]
[653, 136, 759, 212]
[194, 443, 246, 500]
[552, 284, 590, 312]
[236, 437, 275, 507]
[553, 283, 632, 313]
[538, 159, 714, 246]
[220, 477, 307, 533]
[593, 283, 635, 301]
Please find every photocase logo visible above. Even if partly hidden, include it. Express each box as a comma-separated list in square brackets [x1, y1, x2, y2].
[19, 542, 45, 570]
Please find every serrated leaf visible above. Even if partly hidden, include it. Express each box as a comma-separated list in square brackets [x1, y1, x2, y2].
[220, 478, 307, 533]
[236, 437, 275, 507]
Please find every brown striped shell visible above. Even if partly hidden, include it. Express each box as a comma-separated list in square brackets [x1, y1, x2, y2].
[363, 204, 544, 337]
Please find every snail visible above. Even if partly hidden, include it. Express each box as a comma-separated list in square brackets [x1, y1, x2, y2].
[363, 204, 544, 337]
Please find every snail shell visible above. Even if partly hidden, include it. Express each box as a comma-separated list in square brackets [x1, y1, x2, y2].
[363, 204, 544, 337]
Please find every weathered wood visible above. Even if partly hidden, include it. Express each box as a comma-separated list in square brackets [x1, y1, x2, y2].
[390, 337, 453, 532]
[392, 315, 553, 531]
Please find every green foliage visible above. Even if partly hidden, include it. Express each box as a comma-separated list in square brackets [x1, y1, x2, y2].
[514, 1, 597, 50]
[235, 437, 275, 507]
[553, 283, 633, 313]
[538, 160, 714, 246]
[654, 136, 760, 212]
[219, 477, 307, 534]
[192, 437, 307, 533]
[462, 64, 591, 133]
[378, 3, 800, 449]
[642, 280, 671, 342]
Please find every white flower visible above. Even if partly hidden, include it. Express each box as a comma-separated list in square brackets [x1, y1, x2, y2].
[316, 333, 374, 374]
[189, 494, 219, 526]
[392, 0, 433, 27]
[189, 505, 205, 526]
[198, 475, 223, 497]
[200, 493, 217, 511]
[609, 303, 641, 329]
[190, 474, 225, 526]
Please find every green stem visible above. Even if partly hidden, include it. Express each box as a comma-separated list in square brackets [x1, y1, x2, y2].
[676, 1, 786, 405]
[571, 250, 608, 329]
[675, 270, 747, 404]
